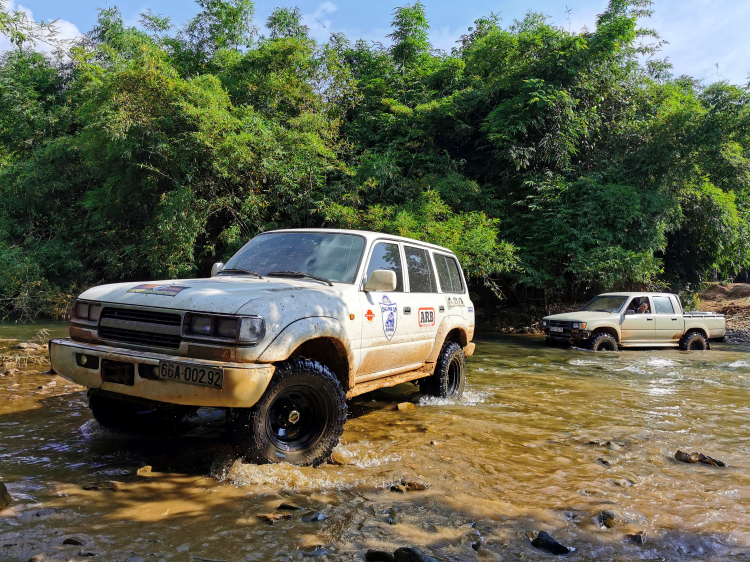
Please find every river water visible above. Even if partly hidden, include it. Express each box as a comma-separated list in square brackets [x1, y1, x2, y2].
[1, 333, 750, 561]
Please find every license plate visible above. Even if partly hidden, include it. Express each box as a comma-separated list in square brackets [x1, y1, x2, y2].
[550, 326, 564, 333]
[158, 361, 224, 389]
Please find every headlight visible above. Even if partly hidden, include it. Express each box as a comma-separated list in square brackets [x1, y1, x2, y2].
[572, 322, 587, 330]
[191, 316, 213, 335]
[77, 302, 89, 319]
[542, 320, 548, 327]
[186, 314, 264, 344]
[73, 300, 102, 322]
[217, 317, 239, 338]
[239, 317, 265, 343]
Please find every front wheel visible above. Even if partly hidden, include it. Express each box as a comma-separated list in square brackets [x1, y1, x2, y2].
[588, 332, 619, 352]
[421, 342, 466, 399]
[679, 331, 708, 351]
[229, 357, 346, 466]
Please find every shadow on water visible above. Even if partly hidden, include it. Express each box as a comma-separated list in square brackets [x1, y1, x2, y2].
[2, 334, 750, 560]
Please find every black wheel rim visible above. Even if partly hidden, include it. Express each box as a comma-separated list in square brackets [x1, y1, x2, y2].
[598, 339, 616, 351]
[689, 338, 704, 350]
[266, 386, 327, 452]
[447, 357, 461, 395]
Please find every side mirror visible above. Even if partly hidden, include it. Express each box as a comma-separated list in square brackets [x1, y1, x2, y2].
[211, 262, 225, 277]
[625, 309, 634, 315]
[364, 270, 397, 292]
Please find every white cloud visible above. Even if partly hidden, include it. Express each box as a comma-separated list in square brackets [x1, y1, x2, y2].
[0, 0, 81, 53]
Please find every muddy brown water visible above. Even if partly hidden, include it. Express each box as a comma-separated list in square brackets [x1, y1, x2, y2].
[2, 333, 750, 561]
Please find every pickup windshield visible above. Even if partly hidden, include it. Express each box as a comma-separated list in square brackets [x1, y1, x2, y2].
[223, 232, 365, 284]
[580, 295, 628, 313]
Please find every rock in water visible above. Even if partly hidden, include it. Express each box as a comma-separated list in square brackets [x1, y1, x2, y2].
[0, 482, 11, 509]
[397, 402, 415, 412]
[301, 511, 329, 523]
[531, 531, 572, 555]
[257, 513, 292, 523]
[365, 550, 395, 562]
[675, 450, 726, 467]
[63, 537, 86, 546]
[278, 503, 301, 510]
[393, 547, 440, 562]
[598, 510, 621, 528]
[626, 531, 647, 544]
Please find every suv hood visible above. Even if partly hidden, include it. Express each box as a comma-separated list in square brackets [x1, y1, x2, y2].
[78, 277, 335, 314]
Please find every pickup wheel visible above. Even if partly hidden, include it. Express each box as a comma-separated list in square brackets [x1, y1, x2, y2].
[588, 332, 618, 352]
[679, 331, 708, 351]
[421, 342, 465, 399]
[229, 357, 346, 466]
[88, 392, 193, 434]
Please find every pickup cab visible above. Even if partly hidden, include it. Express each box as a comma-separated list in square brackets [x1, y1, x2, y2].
[541, 292, 725, 351]
[49, 229, 475, 466]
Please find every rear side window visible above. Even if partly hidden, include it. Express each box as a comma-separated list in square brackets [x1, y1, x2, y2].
[366, 242, 404, 292]
[434, 254, 464, 293]
[653, 296, 675, 314]
[404, 246, 438, 292]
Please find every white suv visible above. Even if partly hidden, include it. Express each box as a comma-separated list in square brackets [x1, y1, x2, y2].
[50, 229, 476, 466]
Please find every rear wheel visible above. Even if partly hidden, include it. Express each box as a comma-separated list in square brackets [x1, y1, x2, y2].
[679, 331, 708, 351]
[588, 333, 618, 352]
[229, 357, 346, 466]
[88, 392, 193, 434]
[421, 342, 466, 399]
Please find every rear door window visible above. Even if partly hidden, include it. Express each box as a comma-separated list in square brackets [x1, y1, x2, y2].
[366, 242, 404, 292]
[404, 246, 437, 292]
[434, 254, 464, 293]
[653, 296, 675, 314]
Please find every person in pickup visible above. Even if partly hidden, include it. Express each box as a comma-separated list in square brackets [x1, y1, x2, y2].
[636, 302, 649, 314]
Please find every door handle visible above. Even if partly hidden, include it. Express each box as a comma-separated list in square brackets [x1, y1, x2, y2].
[671, 318, 677, 321]
[647, 318, 653, 321]
[403, 307, 411, 315]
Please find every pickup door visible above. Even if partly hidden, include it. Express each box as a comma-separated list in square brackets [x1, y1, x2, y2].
[653, 295, 684, 343]
[620, 296, 655, 343]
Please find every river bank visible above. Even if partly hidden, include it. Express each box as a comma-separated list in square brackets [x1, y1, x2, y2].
[2, 334, 750, 561]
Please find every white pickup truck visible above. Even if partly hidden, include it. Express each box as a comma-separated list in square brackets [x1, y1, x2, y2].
[50, 229, 475, 466]
[542, 292, 725, 351]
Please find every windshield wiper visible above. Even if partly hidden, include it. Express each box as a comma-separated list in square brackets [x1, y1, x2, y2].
[267, 271, 333, 286]
[217, 268, 263, 278]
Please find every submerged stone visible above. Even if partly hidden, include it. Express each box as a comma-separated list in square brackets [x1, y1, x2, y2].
[0, 482, 11, 509]
[301, 511, 328, 523]
[365, 550, 395, 562]
[278, 503, 301, 510]
[393, 547, 440, 562]
[302, 547, 327, 557]
[598, 510, 621, 528]
[63, 537, 85, 546]
[531, 531, 572, 555]
[626, 531, 647, 544]
[257, 513, 292, 523]
[675, 450, 726, 467]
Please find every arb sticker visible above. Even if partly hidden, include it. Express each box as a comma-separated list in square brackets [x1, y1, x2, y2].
[418, 307, 435, 327]
[365, 309, 375, 322]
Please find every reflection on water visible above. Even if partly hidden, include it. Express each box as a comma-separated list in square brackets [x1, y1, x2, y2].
[0, 320, 69, 341]
[2, 334, 750, 561]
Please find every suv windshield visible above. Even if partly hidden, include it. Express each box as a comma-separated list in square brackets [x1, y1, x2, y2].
[223, 232, 365, 284]
[580, 295, 628, 313]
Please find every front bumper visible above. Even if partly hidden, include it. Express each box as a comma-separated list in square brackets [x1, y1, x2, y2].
[544, 329, 592, 341]
[49, 338, 274, 408]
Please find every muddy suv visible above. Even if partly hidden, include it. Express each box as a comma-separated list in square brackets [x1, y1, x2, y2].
[50, 229, 475, 465]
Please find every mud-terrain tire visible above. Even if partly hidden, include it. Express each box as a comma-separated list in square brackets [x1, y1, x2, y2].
[88, 392, 193, 434]
[421, 342, 466, 399]
[588, 332, 618, 352]
[229, 357, 346, 466]
[679, 331, 708, 351]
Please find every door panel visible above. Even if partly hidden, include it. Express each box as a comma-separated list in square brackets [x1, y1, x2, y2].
[620, 296, 655, 343]
[653, 296, 683, 342]
[358, 242, 420, 378]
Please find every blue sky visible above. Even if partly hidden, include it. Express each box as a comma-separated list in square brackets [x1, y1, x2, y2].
[3, 0, 749, 85]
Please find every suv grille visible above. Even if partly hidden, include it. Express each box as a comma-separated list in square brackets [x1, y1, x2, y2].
[98, 307, 183, 349]
[549, 320, 572, 328]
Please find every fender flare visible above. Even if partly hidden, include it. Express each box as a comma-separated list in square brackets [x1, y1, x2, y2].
[255, 316, 356, 386]
[425, 316, 472, 364]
